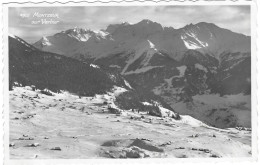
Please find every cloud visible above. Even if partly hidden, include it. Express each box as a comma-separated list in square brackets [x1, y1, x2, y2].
[8, 5, 250, 43]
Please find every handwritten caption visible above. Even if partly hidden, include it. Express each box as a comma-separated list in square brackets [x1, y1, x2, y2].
[20, 12, 60, 25]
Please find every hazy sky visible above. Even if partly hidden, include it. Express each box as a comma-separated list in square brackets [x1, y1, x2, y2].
[9, 5, 250, 43]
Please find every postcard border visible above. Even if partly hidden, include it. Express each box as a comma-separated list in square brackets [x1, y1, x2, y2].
[1, 0, 259, 165]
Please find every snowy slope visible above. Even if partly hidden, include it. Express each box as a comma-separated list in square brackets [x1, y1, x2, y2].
[9, 86, 251, 158]
[121, 39, 163, 75]
[172, 94, 251, 128]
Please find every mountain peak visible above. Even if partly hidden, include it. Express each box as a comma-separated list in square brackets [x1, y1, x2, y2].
[64, 27, 92, 35]
[183, 22, 218, 30]
[139, 19, 153, 24]
[105, 22, 130, 34]
[195, 22, 219, 29]
[137, 19, 161, 26]
[134, 19, 164, 34]
[58, 28, 97, 42]
[41, 36, 52, 46]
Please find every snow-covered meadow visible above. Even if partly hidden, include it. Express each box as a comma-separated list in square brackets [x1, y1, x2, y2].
[9, 87, 251, 159]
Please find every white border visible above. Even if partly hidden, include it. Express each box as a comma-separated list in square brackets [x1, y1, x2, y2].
[1, 0, 259, 165]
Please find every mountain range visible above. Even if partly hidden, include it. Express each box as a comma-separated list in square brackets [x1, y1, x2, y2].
[33, 20, 250, 61]
[9, 19, 251, 128]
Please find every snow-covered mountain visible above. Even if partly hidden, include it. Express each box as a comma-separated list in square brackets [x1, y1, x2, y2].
[33, 28, 113, 58]
[9, 34, 177, 115]
[30, 20, 252, 128]
[33, 20, 250, 87]
[33, 20, 250, 62]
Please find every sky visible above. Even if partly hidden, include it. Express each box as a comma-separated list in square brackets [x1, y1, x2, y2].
[9, 5, 251, 43]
